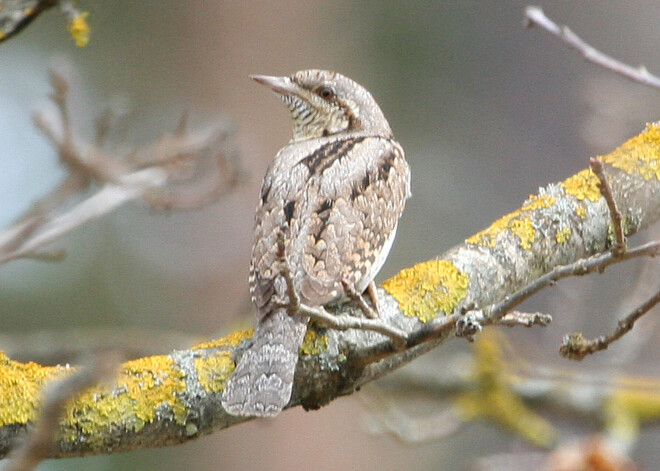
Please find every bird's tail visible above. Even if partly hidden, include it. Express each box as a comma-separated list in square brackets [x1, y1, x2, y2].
[221, 308, 307, 417]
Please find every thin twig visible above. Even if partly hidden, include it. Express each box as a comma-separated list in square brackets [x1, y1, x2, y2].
[341, 278, 378, 319]
[0, 1, 58, 45]
[0, 168, 168, 264]
[498, 311, 553, 328]
[1, 72, 237, 266]
[560, 289, 660, 360]
[297, 304, 408, 347]
[355, 240, 660, 367]
[590, 158, 625, 253]
[525, 6, 660, 90]
[351, 312, 461, 368]
[486, 240, 660, 323]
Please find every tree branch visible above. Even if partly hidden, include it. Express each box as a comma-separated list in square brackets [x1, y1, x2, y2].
[0, 1, 89, 47]
[0, 72, 239, 266]
[525, 6, 660, 90]
[560, 288, 660, 360]
[1, 121, 660, 457]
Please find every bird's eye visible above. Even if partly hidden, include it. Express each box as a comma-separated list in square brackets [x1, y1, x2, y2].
[318, 86, 334, 99]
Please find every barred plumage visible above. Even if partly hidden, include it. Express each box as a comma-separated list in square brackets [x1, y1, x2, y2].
[221, 70, 411, 417]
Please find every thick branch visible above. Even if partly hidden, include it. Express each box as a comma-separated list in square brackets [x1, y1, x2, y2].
[1, 123, 660, 457]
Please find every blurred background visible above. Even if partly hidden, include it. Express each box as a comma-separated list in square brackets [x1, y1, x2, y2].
[1, 1, 660, 469]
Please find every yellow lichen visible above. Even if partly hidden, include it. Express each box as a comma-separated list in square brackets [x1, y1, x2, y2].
[603, 122, 660, 181]
[195, 352, 235, 394]
[466, 213, 533, 249]
[193, 330, 252, 351]
[465, 194, 553, 249]
[523, 193, 556, 211]
[67, 10, 90, 47]
[605, 385, 660, 445]
[0, 351, 67, 427]
[555, 226, 572, 244]
[576, 205, 587, 219]
[454, 332, 555, 448]
[382, 260, 469, 322]
[561, 168, 602, 202]
[300, 329, 328, 356]
[509, 217, 536, 250]
[61, 354, 187, 447]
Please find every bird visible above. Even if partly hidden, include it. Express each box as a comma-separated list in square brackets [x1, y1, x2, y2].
[221, 69, 411, 417]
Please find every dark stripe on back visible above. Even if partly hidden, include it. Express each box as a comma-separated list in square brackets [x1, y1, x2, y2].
[299, 136, 367, 177]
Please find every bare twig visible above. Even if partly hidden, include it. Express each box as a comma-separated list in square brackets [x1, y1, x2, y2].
[0, 72, 238, 266]
[355, 238, 660, 367]
[560, 289, 660, 360]
[0, 168, 168, 264]
[455, 310, 483, 341]
[341, 278, 378, 319]
[1, 352, 121, 471]
[590, 158, 626, 253]
[486, 240, 660, 323]
[498, 311, 553, 328]
[0, 0, 58, 45]
[299, 303, 408, 347]
[525, 6, 660, 90]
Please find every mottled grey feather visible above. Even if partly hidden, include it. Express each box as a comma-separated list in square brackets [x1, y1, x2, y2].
[221, 70, 410, 417]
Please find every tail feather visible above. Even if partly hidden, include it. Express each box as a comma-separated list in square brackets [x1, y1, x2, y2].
[221, 309, 307, 417]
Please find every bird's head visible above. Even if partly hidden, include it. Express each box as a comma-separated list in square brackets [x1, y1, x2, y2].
[251, 69, 392, 142]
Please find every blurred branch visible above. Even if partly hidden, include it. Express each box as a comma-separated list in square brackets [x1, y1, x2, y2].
[0, 1, 89, 47]
[1, 122, 660, 457]
[0, 71, 240, 265]
[0, 1, 57, 44]
[525, 6, 660, 90]
[363, 332, 660, 456]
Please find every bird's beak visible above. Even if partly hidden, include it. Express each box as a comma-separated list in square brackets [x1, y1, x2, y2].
[250, 74, 297, 96]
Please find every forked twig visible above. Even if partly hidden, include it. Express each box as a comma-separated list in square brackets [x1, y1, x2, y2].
[525, 6, 660, 90]
[560, 289, 660, 360]
[486, 241, 660, 323]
